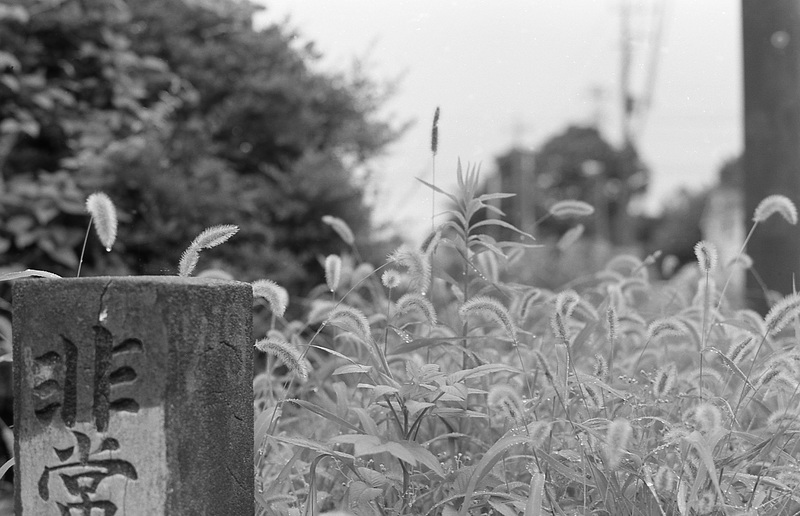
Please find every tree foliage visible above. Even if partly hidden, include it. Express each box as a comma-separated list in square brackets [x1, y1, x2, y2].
[0, 0, 400, 292]
[533, 125, 647, 243]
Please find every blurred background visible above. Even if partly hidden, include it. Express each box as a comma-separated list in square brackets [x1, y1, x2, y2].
[260, 1, 742, 244]
[1, 0, 800, 507]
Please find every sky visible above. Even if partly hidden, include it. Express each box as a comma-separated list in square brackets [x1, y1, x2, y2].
[255, 1, 742, 242]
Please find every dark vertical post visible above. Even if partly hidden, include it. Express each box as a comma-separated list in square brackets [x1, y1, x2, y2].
[742, 0, 800, 312]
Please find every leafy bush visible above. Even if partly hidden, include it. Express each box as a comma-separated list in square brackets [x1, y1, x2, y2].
[254, 163, 800, 516]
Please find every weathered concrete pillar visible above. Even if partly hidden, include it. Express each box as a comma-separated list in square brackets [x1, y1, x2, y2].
[12, 276, 253, 515]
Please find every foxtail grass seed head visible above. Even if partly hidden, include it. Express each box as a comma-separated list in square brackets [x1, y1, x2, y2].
[606, 306, 619, 343]
[758, 368, 784, 390]
[394, 293, 438, 326]
[605, 419, 632, 471]
[321, 215, 355, 246]
[592, 353, 609, 380]
[252, 279, 288, 318]
[431, 106, 440, 155]
[555, 289, 580, 318]
[551, 312, 569, 342]
[693, 240, 718, 272]
[765, 292, 800, 336]
[694, 403, 722, 434]
[85, 192, 118, 251]
[753, 194, 798, 225]
[190, 224, 239, 249]
[326, 305, 373, 344]
[459, 296, 517, 343]
[683, 450, 700, 482]
[582, 383, 604, 408]
[324, 254, 342, 292]
[487, 385, 523, 421]
[549, 199, 595, 219]
[525, 421, 552, 448]
[652, 363, 677, 398]
[654, 466, 676, 495]
[646, 317, 686, 341]
[421, 229, 442, 256]
[178, 224, 239, 276]
[381, 269, 402, 289]
[727, 335, 756, 365]
[388, 245, 431, 295]
[255, 335, 309, 381]
[727, 253, 753, 270]
[767, 410, 800, 430]
[517, 288, 544, 320]
[178, 246, 200, 277]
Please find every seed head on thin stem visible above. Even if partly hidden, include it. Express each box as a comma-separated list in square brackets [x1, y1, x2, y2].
[324, 254, 342, 292]
[765, 292, 800, 336]
[381, 269, 402, 289]
[549, 199, 595, 219]
[395, 293, 438, 326]
[694, 240, 718, 272]
[652, 363, 677, 398]
[252, 279, 289, 318]
[322, 215, 355, 246]
[459, 296, 517, 344]
[753, 194, 798, 225]
[605, 418, 632, 471]
[431, 106, 440, 155]
[85, 192, 118, 252]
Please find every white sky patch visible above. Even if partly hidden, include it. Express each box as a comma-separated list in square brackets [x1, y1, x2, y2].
[256, 0, 742, 242]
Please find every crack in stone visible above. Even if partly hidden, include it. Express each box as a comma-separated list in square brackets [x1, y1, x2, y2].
[226, 464, 247, 492]
[97, 279, 113, 324]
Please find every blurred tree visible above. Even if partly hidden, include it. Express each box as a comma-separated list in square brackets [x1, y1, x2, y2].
[0, 0, 401, 294]
[641, 187, 709, 275]
[534, 126, 647, 244]
[491, 125, 647, 244]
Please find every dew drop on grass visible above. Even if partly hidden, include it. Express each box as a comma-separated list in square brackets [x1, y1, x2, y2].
[105, 247, 112, 252]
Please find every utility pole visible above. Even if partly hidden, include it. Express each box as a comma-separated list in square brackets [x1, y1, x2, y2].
[616, 0, 637, 246]
[741, 0, 800, 313]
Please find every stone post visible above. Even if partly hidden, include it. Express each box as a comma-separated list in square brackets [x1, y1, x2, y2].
[12, 276, 253, 515]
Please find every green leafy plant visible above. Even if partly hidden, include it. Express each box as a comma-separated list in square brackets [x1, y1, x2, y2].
[254, 159, 800, 516]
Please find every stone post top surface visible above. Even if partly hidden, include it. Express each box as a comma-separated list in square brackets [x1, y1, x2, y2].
[12, 275, 252, 290]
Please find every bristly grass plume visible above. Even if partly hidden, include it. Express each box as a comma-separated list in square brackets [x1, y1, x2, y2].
[753, 194, 798, 225]
[85, 192, 118, 252]
[322, 215, 355, 246]
[178, 224, 239, 277]
[458, 295, 517, 344]
[255, 334, 309, 381]
[252, 278, 288, 318]
[324, 254, 342, 293]
[78, 192, 118, 277]
[549, 199, 595, 219]
[694, 240, 718, 272]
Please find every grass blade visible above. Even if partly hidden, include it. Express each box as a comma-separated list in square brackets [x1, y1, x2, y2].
[524, 472, 545, 516]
